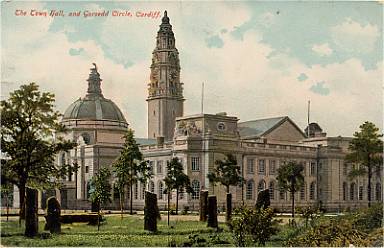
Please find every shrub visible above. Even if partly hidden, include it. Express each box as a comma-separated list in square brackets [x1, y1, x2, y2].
[351, 203, 383, 232]
[285, 216, 369, 247]
[230, 206, 278, 246]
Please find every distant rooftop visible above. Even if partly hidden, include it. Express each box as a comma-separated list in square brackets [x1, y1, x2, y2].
[238, 116, 288, 138]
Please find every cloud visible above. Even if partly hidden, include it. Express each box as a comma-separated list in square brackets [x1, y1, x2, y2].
[312, 43, 333, 57]
[297, 73, 308, 82]
[310, 81, 330, 95]
[69, 48, 85, 56]
[205, 35, 224, 48]
[331, 18, 379, 54]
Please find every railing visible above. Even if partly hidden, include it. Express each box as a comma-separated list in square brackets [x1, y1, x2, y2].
[241, 141, 317, 152]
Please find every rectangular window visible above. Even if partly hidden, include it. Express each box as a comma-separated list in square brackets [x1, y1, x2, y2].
[247, 158, 254, 174]
[85, 166, 89, 173]
[149, 161, 154, 174]
[343, 163, 348, 175]
[310, 162, 316, 176]
[191, 156, 200, 171]
[269, 160, 276, 175]
[258, 159, 265, 175]
[279, 191, 285, 200]
[157, 161, 163, 174]
[301, 161, 306, 176]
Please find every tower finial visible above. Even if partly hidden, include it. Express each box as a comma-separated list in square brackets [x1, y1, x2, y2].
[162, 10, 169, 24]
[86, 63, 103, 98]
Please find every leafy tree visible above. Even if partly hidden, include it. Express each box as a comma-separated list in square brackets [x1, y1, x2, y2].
[0, 83, 75, 222]
[89, 167, 112, 231]
[164, 157, 193, 216]
[230, 206, 277, 246]
[210, 154, 244, 221]
[207, 172, 218, 194]
[277, 161, 304, 218]
[346, 121, 383, 207]
[113, 129, 152, 215]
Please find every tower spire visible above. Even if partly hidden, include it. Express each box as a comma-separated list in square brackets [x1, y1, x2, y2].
[147, 11, 184, 141]
[86, 63, 103, 98]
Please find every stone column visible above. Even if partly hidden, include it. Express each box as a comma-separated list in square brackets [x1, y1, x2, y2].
[25, 188, 38, 237]
[199, 190, 208, 221]
[207, 196, 218, 228]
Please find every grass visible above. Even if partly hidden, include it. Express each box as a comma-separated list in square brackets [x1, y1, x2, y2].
[1, 215, 235, 247]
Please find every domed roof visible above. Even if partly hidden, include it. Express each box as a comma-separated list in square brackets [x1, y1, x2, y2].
[62, 64, 127, 124]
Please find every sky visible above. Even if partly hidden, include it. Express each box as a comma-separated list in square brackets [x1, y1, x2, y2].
[1, 1, 383, 138]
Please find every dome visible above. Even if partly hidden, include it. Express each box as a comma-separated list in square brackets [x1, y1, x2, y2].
[63, 97, 126, 122]
[62, 64, 127, 124]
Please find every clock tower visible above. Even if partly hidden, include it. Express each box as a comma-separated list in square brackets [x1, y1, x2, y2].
[147, 11, 184, 141]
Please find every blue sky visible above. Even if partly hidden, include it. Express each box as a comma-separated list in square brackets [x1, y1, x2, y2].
[1, 1, 383, 137]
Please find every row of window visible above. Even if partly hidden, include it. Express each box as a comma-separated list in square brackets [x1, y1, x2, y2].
[246, 159, 316, 176]
[343, 182, 382, 201]
[148, 157, 201, 174]
[245, 180, 316, 201]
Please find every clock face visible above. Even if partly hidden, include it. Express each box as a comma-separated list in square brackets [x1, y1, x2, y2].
[217, 122, 226, 131]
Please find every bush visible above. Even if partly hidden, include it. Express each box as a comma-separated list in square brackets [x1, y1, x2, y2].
[230, 206, 278, 246]
[285, 216, 369, 247]
[351, 203, 383, 232]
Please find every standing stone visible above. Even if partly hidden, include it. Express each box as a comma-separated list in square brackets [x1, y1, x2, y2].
[91, 200, 100, 212]
[25, 188, 38, 237]
[144, 191, 160, 232]
[226, 193, 232, 222]
[207, 196, 218, 228]
[199, 190, 208, 222]
[255, 189, 270, 209]
[45, 197, 61, 234]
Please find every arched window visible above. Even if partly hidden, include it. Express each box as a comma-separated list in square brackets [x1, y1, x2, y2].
[258, 180, 266, 193]
[86, 181, 91, 199]
[269, 181, 275, 200]
[350, 183, 356, 200]
[113, 183, 120, 200]
[134, 183, 138, 200]
[179, 188, 184, 200]
[191, 180, 200, 200]
[359, 185, 364, 200]
[343, 182, 348, 201]
[376, 183, 382, 201]
[246, 180, 254, 200]
[310, 182, 316, 200]
[158, 181, 164, 200]
[61, 153, 66, 166]
[150, 181, 155, 193]
[141, 183, 145, 200]
[300, 182, 306, 200]
[279, 190, 285, 200]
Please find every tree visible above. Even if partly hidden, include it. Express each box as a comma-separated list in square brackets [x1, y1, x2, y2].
[210, 154, 244, 221]
[164, 157, 193, 216]
[207, 172, 218, 194]
[113, 129, 152, 215]
[89, 167, 112, 231]
[0, 83, 75, 223]
[346, 122, 383, 207]
[276, 161, 304, 218]
[230, 206, 277, 246]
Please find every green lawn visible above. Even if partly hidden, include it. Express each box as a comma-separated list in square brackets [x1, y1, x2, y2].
[1, 215, 238, 247]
